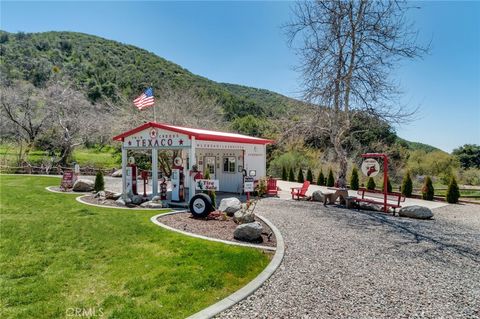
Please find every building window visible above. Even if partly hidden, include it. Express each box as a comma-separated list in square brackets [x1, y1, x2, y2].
[223, 157, 236, 173]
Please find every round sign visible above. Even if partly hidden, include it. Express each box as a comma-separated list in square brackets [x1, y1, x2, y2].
[173, 156, 183, 167]
[128, 156, 135, 165]
[150, 129, 157, 139]
[361, 158, 380, 177]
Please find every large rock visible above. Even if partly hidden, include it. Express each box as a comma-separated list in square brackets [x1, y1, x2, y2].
[105, 191, 122, 200]
[233, 210, 255, 224]
[111, 169, 122, 177]
[234, 222, 263, 242]
[399, 205, 433, 219]
[140, 201, 166, 209]
[72, 179, 94, 192]
[218, 197, 242, 216]
[357, 202, 382, 211]
[131, 195, 145, 205]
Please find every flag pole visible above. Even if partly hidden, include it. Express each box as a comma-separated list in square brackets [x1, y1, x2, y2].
[152, 86, 156, 123]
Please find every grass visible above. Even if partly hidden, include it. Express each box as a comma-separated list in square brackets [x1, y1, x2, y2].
[0, 175, 271, 319]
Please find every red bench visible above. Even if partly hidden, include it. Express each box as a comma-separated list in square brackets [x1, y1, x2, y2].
[354, 188, 405, 213]
[291, 181, 310, 200]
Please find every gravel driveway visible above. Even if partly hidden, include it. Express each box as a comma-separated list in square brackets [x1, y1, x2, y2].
[217, 199, 480, 318]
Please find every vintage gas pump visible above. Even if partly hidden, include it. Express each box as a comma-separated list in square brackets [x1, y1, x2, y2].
[171, 156, 185, 202]
[160, 177, 168, 200]
[140, 170, 149, 197]
[127, 157, 138, 195]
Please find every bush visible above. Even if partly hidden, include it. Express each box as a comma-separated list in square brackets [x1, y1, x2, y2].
[446, 177, 460, 204]
[422, 176, 434, 200]
[288, 167, 295, 182]
[94, 171, 105, 192]
[204, 170, 211, 180]
[297, 168, 305, 183]
[350, 167, 359, 190]
[401, 171, 413, 197]
[317, 169, 325, 186]
[306, 168, 313, 183]
[367, 177, 376, 190]
[282, 166, 288, 181]
[208, 190, 217, 208]
[381, 177, 392, 193]
[255, 178, 267, 197]
[327, 169, 335, 187]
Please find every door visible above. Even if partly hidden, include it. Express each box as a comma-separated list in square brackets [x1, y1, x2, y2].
[204, 156, 216, 179]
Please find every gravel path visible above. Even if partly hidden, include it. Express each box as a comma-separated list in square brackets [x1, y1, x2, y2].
[217, 199, 480, 319]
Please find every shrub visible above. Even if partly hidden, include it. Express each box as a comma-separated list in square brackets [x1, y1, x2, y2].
[306, 168, 313, 183]
[94, 171, 105, 192]
[204, 170, 211, 180]
[401, 171, 413, 197]
[288, 167, 295, 182]
[367, 177, 376, 190]
[350, 167, 359, 190]
[327, 169, 335, 187]
[208, 190, 217, 208]
[446, 177, 460, 204]
[317, 169, 325, 186]
[381, 177, 392, 193]
[255, 178, 267, 197]
[297, 168, 305, 183]
[422, 176, 434, 200]
[282, 166, 288, 181]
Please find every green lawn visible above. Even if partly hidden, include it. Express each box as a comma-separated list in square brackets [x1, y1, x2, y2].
[0, 176, 271, 319]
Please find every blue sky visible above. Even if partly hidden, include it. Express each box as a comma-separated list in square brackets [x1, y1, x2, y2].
[1, 1, 479, 152]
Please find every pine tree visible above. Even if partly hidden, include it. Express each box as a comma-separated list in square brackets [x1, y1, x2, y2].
[367, 177, 376, 190]
[422, 176, 435, 200]
[288, 167, 295, 182]
[381, 177, 392, 192]
[317, 169, 325, 186]
[446, 176, 460, 203]
[94, 171, 105, 192]
[327, 169, 335, 187]
[401, 171, 413, 197]
[282, 166, 288, 181]
[297, 168, 305, 183]
[350, 167, 359, 190]
[306, 168, 313, 183]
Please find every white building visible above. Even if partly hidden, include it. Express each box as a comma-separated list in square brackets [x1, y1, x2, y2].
[113, 122, 273, 201]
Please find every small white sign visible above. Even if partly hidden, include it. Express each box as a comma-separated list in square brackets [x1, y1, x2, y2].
[244, 177, 255, 192]
[195, 179, 219, 191]
[361, 158, 380, 177]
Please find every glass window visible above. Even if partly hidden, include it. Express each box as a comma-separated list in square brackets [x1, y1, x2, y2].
[223, 157, 236, 173]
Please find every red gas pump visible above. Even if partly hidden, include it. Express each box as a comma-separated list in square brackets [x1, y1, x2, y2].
[141, 170, 149, 197]
[160, 178, 167, 200]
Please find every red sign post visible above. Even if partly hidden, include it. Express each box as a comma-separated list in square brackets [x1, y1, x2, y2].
[60, 171, 75, 190]
[361, 153, 389, 213]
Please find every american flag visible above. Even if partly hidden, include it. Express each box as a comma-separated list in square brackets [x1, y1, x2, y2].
[133, 87, 155, 110]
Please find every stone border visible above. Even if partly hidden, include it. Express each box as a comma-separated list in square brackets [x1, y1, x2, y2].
[151, 211, 285, 319]
[45, 186, 90, 194]
[76, 195, 173, 211]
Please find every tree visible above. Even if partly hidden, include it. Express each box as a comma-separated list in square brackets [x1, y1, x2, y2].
[282, 166, 288, 180]
[350, 167, 359, 190]
[422, 176, 434, 201]
[94, 171, 105, 192]
[288, 167, 295, 182]
[401, 171, 413, 197]
[446, 176, 460, 204]
[297, 168, 305, 183]
[306, 168, 313, 183]
[285, 1, 428, 179]
[367, 177, 376, 190]
[452, 144, 480, 169]
[382, 177, 392, 193]
[317, 169, 325, 186]
[327, 168, 335, 187]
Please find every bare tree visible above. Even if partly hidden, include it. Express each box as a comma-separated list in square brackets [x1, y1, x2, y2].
[285, 0, 428, 178]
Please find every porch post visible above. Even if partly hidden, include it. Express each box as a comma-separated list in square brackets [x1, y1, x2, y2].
[189, 136, 196, 201]
[152, 148, 158, 197]
[121, 146, 127, 200]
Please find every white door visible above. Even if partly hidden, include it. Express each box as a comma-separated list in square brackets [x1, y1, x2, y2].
[204, 156, 216, 179]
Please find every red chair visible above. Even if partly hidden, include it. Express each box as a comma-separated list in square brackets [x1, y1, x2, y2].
[291, 181, 310, 200]
[266, 178, 278, 196]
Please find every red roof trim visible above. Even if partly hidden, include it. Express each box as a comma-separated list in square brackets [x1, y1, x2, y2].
[113, 122, 274, 145]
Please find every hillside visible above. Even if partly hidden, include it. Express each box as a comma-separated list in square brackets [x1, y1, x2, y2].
[0, 30, 300, 121]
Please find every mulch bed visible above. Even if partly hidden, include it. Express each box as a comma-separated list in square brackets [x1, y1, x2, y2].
[158, 212, 277, 248]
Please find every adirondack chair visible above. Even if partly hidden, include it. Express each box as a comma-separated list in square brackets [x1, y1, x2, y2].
[266, 177, 278, 196]
[291, 181, 310, 200]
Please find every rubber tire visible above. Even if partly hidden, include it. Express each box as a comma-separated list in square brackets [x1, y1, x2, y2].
[189, 193, 214, 218]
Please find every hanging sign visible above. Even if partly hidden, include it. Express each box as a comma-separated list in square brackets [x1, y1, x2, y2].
[361, 158, 380, 177]
[244, 176, 254, 192]
[195, 179, 220, 191]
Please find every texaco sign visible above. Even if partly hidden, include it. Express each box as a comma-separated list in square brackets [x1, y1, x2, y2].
[123, 128, 191, 149]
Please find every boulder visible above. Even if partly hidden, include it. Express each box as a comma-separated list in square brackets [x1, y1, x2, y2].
[72, 179, 94, 192]
[115, 198, 126, 206]
[105, 191, 122, 200]
[234, 221, 263, 242]
[218, 197, 242, 216]
[357, 202, 382, 211]
[151, 195, 162, 203]
[131, 195, 145, 205]
[140, 201, 166, 209]
[233, 210, 255, 224]
[111, 169, 122, 177]
[311, 190, 325, 202]
[399, 205, 433, 219]
[95, 191, 106, 199]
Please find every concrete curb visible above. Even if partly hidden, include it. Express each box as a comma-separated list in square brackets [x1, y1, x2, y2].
[76, 195, 173, 211]
[150, 211, 285, 319]
[45, 186, 89, 194]
[151, 211, 277, 251]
